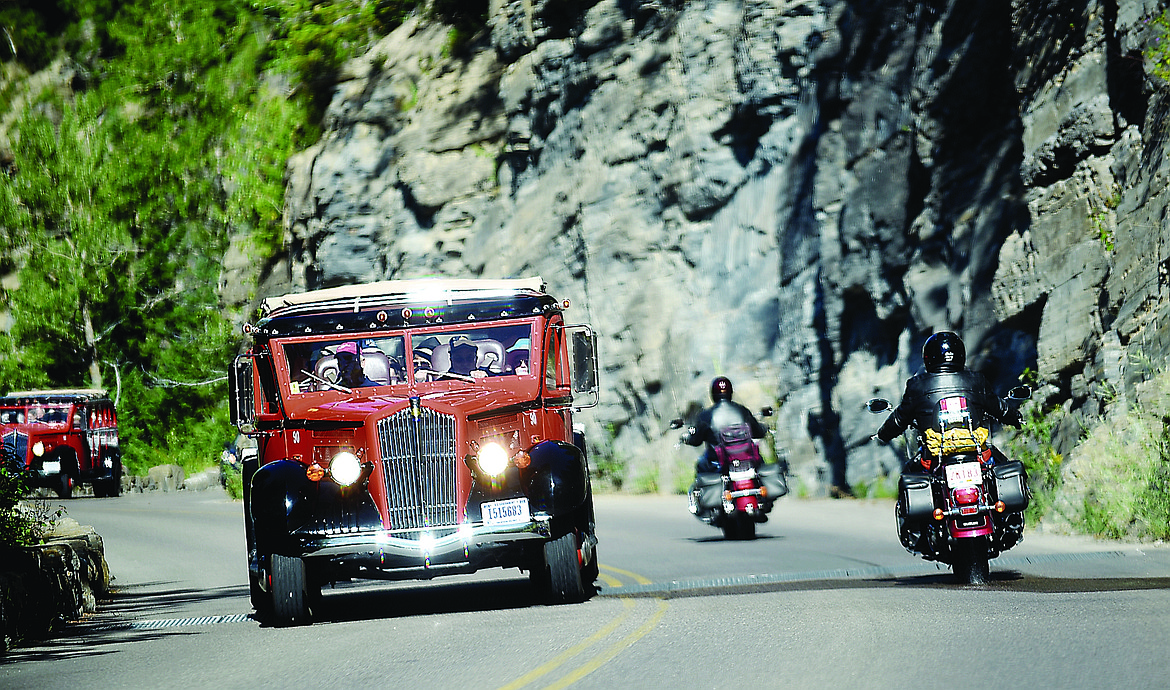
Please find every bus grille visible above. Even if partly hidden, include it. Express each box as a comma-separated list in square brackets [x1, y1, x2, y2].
[376, 406, 458, 532]
[1, 431, 27, 473]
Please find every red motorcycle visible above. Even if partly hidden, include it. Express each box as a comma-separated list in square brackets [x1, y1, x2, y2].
[675, 410, 788, 540]
[866, 386, 1031, 583]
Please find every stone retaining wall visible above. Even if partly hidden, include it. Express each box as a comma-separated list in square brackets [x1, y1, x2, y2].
[0, 519, 109, 653]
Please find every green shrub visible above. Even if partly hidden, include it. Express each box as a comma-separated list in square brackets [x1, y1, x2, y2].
[223, 464, 244, 500]
[0, 469, 60, 549]
[0, 0, 338, 481]
[1003, 401, 1067, 525]
[1063, 396, 1170, 541]
[1146, 10, 1170, 84]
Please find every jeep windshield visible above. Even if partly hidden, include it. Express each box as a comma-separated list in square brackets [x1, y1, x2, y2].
[277, 321, 536, 397]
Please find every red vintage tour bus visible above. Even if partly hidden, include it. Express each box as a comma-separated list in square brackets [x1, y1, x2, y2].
[0, 389, 122, 498]
[230, 277, 601, 626]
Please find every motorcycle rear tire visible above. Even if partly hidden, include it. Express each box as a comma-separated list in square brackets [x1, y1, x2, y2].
[722, 513, 756, 541]
[953, 536, 990, 585]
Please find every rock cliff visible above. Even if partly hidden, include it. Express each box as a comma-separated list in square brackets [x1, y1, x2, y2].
[261, 0, 1170, 495]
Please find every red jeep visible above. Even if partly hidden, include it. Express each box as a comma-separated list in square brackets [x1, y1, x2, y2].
[230, 277, 601, 626]
[0, 389, 122, 498]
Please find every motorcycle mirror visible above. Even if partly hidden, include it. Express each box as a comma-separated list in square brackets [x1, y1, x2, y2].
[760, 406, 774, 418]
[1007, 385, 1032, 401]
[669, 418, 684, 429]
[864, 398, 892, 414]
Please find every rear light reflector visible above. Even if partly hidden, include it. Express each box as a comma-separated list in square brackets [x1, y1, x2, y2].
[954, 487, 980, 505]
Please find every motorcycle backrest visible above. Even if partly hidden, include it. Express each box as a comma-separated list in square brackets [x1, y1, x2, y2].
[713, 423, 761, 467]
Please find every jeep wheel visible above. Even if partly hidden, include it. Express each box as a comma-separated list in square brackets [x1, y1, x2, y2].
[93, 476, 121, 498]
[55, 472, 74, 500]
[269, 553, 314, 626]
[544, 532, 586, 604]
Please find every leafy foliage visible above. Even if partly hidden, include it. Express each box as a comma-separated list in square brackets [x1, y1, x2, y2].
[1003, 401, 1067, 525]
[0, 469, 61, 548]
[0, 0, 397, 477]
[1146, 10, 1170, 85]
[1063, 375, 1170, 541]
[253, 0, 421, 117]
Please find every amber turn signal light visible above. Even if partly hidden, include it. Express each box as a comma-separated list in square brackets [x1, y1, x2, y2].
[933, 508, 945, 521]
[306, 463, 326, 482]
[994, 501, 1006, 513]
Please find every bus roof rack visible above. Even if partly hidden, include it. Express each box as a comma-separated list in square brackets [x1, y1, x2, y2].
[260, 277, 547, 317]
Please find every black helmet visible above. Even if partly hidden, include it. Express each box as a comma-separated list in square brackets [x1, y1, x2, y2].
[922, 331, 965, 373]
[710, 376, 733, 402]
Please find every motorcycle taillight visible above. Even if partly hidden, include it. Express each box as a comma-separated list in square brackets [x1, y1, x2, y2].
[953, 486, 980, 505]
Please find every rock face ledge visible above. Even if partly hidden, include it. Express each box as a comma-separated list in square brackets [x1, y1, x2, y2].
[254, 0, 1170, 494]
[0, 519, 109, 653]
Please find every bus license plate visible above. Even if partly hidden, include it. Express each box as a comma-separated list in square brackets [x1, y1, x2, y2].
[42, 460, 61, 474]
[482, 498, 530, 526]
[945, 462, 981, 488]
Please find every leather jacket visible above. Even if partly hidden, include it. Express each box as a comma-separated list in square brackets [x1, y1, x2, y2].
[685, 400, 767, 450]
[877, 369, 1021, 444]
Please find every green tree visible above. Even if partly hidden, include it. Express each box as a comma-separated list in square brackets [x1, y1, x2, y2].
[0, 0, 396, 477]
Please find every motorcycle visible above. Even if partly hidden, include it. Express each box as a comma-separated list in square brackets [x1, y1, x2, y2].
[673, 408, 789, 540]
[865, 385, 1032, 584]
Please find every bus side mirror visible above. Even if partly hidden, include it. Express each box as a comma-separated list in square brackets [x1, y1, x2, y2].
[565, 325, 599, 409]
[230, 355, 257, 434]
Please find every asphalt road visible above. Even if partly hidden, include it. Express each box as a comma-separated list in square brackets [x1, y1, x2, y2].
[2, 489, 1168, 689]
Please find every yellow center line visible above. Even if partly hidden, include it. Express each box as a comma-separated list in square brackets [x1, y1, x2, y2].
[598, 563, 653, 585]
[597, 572, 623, 588]
[539, 600, 669, 690]
[497, 564, 662, 690]
[496, 599, 636, 690]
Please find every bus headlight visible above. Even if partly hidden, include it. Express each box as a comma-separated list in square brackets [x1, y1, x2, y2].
[33, 441, 45, 457]
[477, 442, 509, 477]
[329, 451, 363, 486]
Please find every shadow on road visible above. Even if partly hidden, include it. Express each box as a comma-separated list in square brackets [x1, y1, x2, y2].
[604, 570, 1170, 600]
[102, 582, 251, 619]
[0, 582, 248, 664]
[310, 575, 550, 626]
[687, 534, 785, 544]
[0, 627, 201, 665]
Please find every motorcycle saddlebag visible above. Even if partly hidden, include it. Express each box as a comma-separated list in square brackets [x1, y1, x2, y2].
[993, 461, 1029, 512]
[693, 472, 723, 511]
[758, 462, 789, 499]
[899, 473, 935, 521]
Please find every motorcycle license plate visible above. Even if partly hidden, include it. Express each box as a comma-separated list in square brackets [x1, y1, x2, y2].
[482, 498, 530, 526]
[945, 462, 981, 488]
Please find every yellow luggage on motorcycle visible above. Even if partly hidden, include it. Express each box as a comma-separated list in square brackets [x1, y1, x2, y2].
[923, 426, 989, 455]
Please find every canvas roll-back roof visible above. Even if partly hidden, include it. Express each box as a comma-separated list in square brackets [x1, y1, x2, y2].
[252, 277, 559, 338]
[260, 277, 547, 316]
[1, 389, 110, 404]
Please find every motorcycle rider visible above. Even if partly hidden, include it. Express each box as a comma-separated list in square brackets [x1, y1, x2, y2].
[874, 331, 1024, 554]
[685, 376, 768, 474]
[874, 331, 1022, 467]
